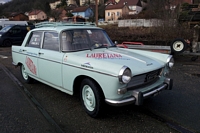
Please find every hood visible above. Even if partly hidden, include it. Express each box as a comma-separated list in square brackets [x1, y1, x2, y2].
[67, 48, 165, 76]
[0, 32, 6, 36]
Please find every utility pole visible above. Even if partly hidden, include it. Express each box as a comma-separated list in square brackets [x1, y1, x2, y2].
[95, 0, 98, 26]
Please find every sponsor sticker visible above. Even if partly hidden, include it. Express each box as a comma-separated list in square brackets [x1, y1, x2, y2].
[86, 53, 130, 60]
[25, 56, 37, 75]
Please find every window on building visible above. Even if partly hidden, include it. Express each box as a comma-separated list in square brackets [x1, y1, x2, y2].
[108, 12, 110, 16]
[117, 12, 120, 16]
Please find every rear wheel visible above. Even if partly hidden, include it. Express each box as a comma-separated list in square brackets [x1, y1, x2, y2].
[80, 78, 104, 118]
[3, 39, 12, 47]
[20, 64, 33, 83]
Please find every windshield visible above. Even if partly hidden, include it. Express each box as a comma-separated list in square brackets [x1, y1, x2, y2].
[0, 25, 12, 33]
[61, 29, 114, 51]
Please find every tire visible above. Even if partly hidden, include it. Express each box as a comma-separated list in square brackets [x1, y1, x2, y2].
[80, 78, 104, 118]
[3, 39, 12, 47]
[20, 64, 33, 83]
[171, 39, 187, 54]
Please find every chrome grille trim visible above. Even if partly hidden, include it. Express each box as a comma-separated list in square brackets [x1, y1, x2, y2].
[127, 68, 162, 90]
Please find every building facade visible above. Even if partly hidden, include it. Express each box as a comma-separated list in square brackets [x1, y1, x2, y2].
[105, 0, 143, 21]
[29, 10, 47, 21]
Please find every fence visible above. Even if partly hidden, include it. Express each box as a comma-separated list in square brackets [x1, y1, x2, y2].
[118, 19, 173, 27]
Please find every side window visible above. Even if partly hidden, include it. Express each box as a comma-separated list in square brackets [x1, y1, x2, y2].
[61, 31, 73, 51]
[43, 32, 59, 51]
[10, 26, 21, 34]
[26, 31, 42, 48]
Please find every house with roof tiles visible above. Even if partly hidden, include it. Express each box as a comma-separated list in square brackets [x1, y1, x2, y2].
[28, 10, 47, 21]
[9, 12, 28, 21]
[105, 0, 143, 21]
[72, 6, 94, 19]
[49, 8, 67, 22]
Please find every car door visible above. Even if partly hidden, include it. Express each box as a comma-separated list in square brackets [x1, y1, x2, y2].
[21, 31, 42, 78]
[38, 31, 64, 88]
[8, 26, 23, 44]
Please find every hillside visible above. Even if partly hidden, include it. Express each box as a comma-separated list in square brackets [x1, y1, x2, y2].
[0, 0, 58, 17]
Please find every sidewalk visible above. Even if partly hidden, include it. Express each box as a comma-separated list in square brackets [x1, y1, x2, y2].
[0, 64, 60, 133]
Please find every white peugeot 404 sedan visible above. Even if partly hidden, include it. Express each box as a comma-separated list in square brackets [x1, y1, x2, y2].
[12, 22, 174, 118]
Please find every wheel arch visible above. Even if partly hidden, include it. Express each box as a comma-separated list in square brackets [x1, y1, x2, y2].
[73, 75, 105, 98]
[14, 62, 23, 67]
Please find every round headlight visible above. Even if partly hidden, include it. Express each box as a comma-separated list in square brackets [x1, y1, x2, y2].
[118, 66, 132, 84]
[167, 55, 174, 68]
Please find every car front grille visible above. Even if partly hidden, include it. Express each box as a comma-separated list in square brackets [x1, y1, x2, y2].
[126, 68, 162, 90]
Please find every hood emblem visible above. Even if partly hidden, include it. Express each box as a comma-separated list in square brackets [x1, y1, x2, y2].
[146, 63, 153, 66]
[81, 62, 93, 69]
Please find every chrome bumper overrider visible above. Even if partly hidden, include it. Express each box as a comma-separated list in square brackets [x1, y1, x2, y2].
[105, 78, 173, 106]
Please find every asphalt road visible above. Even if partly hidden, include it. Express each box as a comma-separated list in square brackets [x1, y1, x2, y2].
[0, 47, 200, 133]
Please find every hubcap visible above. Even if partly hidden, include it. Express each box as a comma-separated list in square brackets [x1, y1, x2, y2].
[4, 40, 11, 46]
[21, 65, 28, 80]
[82, 85, 95, 111]
[173, 41, 184, 52]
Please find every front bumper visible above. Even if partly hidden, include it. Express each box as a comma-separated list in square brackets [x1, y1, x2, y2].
[105, 78, 173, 106]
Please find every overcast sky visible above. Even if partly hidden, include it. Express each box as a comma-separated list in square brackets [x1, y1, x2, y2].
[0, 0, 11, 4]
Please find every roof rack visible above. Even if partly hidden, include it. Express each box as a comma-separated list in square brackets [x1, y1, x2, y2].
[35, 22, 96, 28]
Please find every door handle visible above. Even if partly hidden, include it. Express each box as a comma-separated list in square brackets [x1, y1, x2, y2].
[38, 52, 44, 55]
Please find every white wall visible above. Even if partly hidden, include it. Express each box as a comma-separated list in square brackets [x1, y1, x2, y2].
[118, 19, 163, 27]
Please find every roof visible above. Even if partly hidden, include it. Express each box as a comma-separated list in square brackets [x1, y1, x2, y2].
[170, 0, 193, 5]
[106, 0, 142, 10]
[72, 6, 91, 12]
[33, 22, 101, 32]
[9, 12, 25, 17]
[52, 8, 66, 13]
[29, 10, 43, 15]
[105, 0, 117, 5]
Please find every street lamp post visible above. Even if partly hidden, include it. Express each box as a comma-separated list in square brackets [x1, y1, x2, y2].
[95, 0, 98, 26]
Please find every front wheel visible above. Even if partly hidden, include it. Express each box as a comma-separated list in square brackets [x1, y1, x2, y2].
[20, 64, 33, 83]
[80, 78, 104, 118]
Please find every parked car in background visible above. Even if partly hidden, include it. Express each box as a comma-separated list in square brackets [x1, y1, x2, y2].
[0, 20, 28, 28]
[0, 25, 35, 46]
[12, 22, 174, 118]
